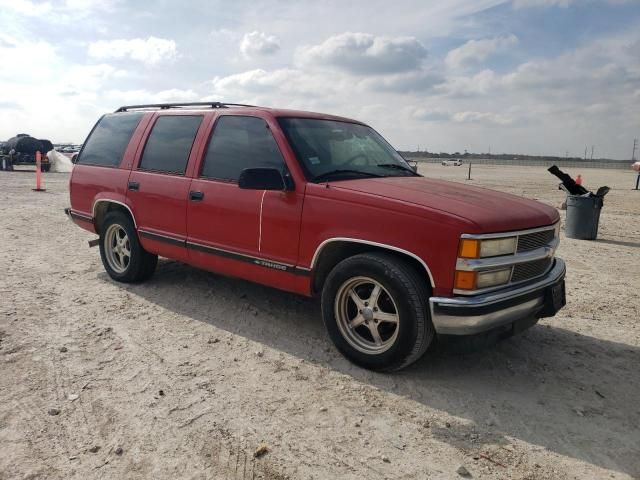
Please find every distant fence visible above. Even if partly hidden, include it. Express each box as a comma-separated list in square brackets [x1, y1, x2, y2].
[407, 157, 633, 170]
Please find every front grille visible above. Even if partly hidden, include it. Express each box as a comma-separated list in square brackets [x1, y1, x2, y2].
[511, 258, 553, 283]
[517, 229, 555, 252]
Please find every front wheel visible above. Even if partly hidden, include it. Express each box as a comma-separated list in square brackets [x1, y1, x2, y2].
[99, 211, 157, 283]
[321, 252, 434, 371]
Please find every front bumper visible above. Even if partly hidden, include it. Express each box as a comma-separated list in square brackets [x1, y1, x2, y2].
[429, 258, 566, 335]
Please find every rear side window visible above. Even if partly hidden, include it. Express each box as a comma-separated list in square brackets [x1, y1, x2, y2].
[78, 113, 143, 167]
[201, 116, 285, 181]
[139, 115, 203, 174]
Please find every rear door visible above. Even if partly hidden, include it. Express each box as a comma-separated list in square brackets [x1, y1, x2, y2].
[186, 114, 305, 290]
[127, 113, 206, 261]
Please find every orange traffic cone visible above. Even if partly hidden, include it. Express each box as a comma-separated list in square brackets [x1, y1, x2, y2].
[32, 151, 46, 192]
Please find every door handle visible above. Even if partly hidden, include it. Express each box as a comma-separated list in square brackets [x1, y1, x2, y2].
[128, 181, 140, 191]
[190, 191, 204, 201]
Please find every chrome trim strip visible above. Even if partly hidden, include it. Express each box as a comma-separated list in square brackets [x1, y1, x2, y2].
[186, 240, 310, 276]
[460, 221, 558, 240]
[68, 209, 93, 222]
[432, 258, 565, 309]
[138, 229, 186, 247]
[186, 240, 296, 268]
[456, 238, 559, 271]
[308, 237, 435, 288]
[92, 199, 137, 228]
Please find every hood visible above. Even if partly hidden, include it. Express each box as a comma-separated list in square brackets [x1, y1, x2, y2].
[333, 176, 559, 233]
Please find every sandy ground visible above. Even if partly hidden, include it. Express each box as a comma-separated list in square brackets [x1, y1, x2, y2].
[1, 164, 639, 480]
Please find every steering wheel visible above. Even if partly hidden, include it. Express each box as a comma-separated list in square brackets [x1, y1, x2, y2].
[343, 153, 370, 166]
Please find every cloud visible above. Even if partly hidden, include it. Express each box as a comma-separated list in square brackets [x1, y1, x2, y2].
[446, 35, 518, 68]
[452, 111, 515, 125]
[407, 107, 516, 125]
[104, 88, 199, 105]
[0, 0, 52, 16]
[240, 31, 280, 58]
[407, 107, 452, 122]
[437, 69, 499, 96]
[513, 0, 573, 6]
[360, 69, 445, 93]
[207, 68, 337, 105]
[513, 0, 630, 7]
[297, 32, 428, 74]
[88, 37, 177, 66]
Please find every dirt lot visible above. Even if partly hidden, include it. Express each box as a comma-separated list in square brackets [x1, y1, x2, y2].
[1, 165, 639, 480]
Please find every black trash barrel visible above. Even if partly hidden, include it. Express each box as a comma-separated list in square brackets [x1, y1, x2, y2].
[565, 195, 603, 240]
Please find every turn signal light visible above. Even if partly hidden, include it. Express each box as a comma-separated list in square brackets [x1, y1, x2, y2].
[454, 270, 477, 290]
[458, 239, 480, 258]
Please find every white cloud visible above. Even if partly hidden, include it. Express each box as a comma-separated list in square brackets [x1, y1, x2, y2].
[452, 111, 515, 125]
[0, 0, 52, 16]
[88, 37, 177, 66]
[446, 35, 518, 68]
[240, 31, 280, 58]
[104, 88, 199, 106]
[206, 68, 340, 108]
[297, 32, 428, 74]
[359, 69, 445, 92]
[437, 69, 499, 96]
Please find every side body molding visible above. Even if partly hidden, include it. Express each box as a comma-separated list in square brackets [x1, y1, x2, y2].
[309, 237, 436, 288]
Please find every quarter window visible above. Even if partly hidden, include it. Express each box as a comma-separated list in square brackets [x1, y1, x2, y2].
[78, 113, 143, 167]
[139, 115, 203, 174]
[201, 116, 285, 181]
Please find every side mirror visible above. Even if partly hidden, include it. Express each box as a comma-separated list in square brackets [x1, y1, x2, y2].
[71, 153, 79, 164]
[238, 167, 287, 190]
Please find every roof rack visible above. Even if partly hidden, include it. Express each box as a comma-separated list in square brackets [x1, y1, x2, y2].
[114, 102, 255, 113]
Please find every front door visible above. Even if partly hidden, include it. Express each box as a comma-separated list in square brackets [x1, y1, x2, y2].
[187, 114, 304, 290]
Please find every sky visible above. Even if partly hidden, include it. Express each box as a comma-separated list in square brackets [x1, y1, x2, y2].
[0, 0, 639, 159]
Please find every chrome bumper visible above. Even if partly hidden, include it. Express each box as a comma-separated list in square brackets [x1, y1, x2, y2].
[429, 258, 566, 335]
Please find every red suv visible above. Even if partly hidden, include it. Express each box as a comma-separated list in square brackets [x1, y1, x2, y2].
[66, 102, 566, 371]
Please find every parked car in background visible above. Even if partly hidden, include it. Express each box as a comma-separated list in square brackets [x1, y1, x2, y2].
[442, 159, 463, 166]
[66, 102, 566, 371]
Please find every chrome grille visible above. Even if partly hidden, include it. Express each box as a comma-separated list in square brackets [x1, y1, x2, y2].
[512, 258, 553, 283]
[517, 229, 555, 252]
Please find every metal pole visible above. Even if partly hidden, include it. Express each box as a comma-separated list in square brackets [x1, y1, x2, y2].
[467, 162, 472, 180]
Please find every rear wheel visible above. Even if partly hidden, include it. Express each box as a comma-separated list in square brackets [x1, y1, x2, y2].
[321, 252, 434, 371]
[99, 211, 157, 282]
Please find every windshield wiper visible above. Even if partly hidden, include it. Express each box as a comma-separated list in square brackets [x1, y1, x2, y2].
[376, 163, 420, 176]
[313, 169, 383, 182]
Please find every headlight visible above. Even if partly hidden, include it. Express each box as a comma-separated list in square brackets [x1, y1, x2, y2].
[458, 237, 517, 258]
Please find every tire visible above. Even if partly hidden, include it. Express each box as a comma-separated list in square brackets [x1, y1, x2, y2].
[321, 252, 434, 371]
[99, 211, 157, 283]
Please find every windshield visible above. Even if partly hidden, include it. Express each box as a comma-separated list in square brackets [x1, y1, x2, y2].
[278, 118, 419, 182]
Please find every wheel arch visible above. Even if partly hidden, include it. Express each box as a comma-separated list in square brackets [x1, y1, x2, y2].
[309, 238, 435, 295]
[93, 199, 137, 235]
